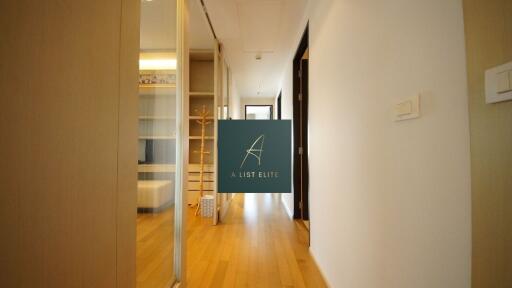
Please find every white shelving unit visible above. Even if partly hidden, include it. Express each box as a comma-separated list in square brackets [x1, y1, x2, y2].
[189, 136, 214, 140]
[189, 116, 213, 120]
[138, 164, 176, 173]
[187, 51, 216, 210]
[190, 91, 214, 96]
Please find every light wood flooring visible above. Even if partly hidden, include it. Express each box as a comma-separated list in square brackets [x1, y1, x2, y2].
[136, 193, 327, 288]
[136, 207, 176, 288]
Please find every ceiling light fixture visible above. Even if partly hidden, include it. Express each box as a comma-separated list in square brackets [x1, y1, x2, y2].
[139, 58, 177, 70]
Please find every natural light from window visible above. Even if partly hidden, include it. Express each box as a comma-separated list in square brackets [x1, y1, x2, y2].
[245, 105, 272, 120]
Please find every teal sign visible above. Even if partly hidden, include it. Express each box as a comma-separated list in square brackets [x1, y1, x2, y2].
[218, 120, 291, 193]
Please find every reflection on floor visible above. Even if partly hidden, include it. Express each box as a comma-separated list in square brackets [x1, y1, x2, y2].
[186, 193, 327, 287]
[136, 207, 175, 288]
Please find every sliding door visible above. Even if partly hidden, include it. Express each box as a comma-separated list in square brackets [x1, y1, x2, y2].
[137, 0, 184, 286]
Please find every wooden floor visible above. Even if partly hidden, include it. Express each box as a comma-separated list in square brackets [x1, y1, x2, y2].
[136, 193, 327, 288]
[136, 207, 175, 288]
[186, 193, 327, 288]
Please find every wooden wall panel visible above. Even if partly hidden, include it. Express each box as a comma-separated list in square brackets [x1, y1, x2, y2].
[0, 0, 138, 287]
[117, 0, 140, 287]
[190, 60, 214, 93]
[462, 0, 512, 287]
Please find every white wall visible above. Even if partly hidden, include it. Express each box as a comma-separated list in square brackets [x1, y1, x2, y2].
[229, 76, 242, 119]
[279, 0, 471, 287]
[280, 62, 295, 218]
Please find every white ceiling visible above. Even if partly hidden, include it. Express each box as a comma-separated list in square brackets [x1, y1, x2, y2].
[140, 0, 305, 98]
[140, 0, 214, 51]
[204, 0, 307, 98]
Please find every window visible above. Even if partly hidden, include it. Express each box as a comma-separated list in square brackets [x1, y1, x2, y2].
[245, 105, 273, 120]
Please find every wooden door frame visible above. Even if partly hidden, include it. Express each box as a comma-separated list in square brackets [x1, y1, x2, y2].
[277, 91, 282, 120]
[292, 25, 309, 220]
[175, 0, 187, 283]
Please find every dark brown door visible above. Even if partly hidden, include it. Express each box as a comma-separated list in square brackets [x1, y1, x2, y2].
[293, 26, 309, 233]
[299, 57, 309, 224]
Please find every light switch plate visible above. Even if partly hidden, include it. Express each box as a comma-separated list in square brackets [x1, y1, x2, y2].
[485, 61, 512, 103]
[496, 71, 511, 94]
[509, 71, 512, 90]
[394, 95, 420, 121]
[396, 101, 412, 116]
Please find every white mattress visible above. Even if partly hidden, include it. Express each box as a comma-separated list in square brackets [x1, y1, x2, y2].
[137, 180, 174, 209]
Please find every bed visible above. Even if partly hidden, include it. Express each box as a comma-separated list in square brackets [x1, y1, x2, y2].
[137, 180, 174, 211]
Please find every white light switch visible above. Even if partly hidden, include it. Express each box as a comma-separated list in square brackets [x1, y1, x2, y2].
[394, 95, 420, 121]
[486, 61, 512, 103]
[395, 101, 412, 116]
[497, 71, 511, 94]
[509, 70, 512, 90]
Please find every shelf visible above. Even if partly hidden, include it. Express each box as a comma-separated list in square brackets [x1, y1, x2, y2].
[189, 136, 214, 140]
[139, 84, 176, 88]
[189, 116, 214, 120]
[188, 164, 214, 172]
[139, 69, 176, 74]
[139, 116, 175, 120]
[139, 85, 176, 96]
[139, 136, 176, 140]
[138, 164, 175, 173]
[190, 50, 214, 61]
[190, 91, 214, 97]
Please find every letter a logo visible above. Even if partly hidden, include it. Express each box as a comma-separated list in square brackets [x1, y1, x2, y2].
[240, 135, 265, 168]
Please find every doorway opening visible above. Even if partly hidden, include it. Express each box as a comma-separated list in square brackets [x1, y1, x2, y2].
[277, 91, 282, 120]
[245, 105, 273, 120]
[292, 25, 309, 235]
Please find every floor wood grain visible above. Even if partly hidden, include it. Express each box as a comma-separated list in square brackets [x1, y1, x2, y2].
[185, 193, 327, 288]
[136, 207, 175, 288]
[136, 193, 327, 287]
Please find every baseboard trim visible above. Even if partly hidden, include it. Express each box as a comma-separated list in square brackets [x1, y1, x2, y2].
[309, 247, 331, 288]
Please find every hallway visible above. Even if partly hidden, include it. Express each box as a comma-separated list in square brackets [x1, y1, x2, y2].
[2, 0, 510, 287]
[185, 194, 327, 287]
